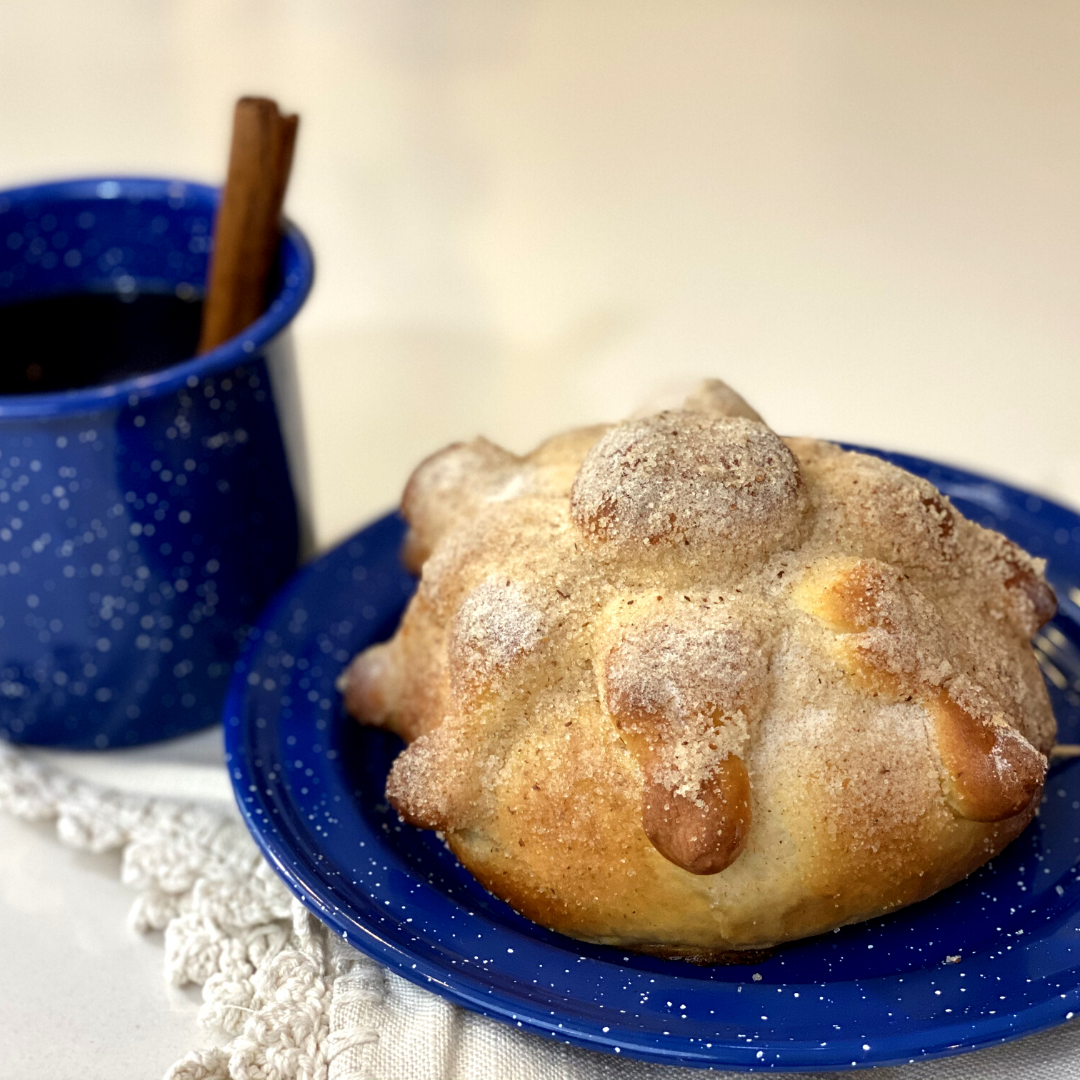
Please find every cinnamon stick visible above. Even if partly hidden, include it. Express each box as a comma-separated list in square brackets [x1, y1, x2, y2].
[197, 97, 299, 354]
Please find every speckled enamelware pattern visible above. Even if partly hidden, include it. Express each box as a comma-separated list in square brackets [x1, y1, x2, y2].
[225, 451, 1080, 1072]
[0, 178, 313, 747]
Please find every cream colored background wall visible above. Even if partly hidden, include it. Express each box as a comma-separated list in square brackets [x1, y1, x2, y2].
[3, 1, 1078, 548]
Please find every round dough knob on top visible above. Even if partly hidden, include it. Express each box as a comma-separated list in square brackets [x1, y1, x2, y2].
[570, 410, 807, 557]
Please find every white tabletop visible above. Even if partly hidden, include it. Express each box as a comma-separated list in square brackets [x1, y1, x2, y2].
[4, 2, 1080, 1076]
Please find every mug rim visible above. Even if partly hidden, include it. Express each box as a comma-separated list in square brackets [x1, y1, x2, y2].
[0, 175, 315, 419]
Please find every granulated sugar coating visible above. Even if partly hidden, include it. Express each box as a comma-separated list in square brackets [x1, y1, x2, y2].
[570, 412, 806, 555]
[341, 379, 1057, 959]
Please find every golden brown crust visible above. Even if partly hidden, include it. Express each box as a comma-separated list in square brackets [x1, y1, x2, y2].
[639, 756, 751, 875]
[792, 556, 1046, 823]
[343, 379, 1056, 955]
[601, 610, 765, 874]
[926, 690, 1044, 823]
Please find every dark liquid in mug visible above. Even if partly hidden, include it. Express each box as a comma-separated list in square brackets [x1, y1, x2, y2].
[0, 291, 203, 394]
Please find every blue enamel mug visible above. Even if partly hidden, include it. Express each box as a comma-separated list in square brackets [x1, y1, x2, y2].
[0, 177, 314, 748]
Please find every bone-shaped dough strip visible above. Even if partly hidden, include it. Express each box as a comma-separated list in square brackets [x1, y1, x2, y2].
[601, 615, 763, 875]
[793, 558, 1044, 823]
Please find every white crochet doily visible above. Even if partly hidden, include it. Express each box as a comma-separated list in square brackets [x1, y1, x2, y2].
[5, 741, 1080, 1080]
[0, 744, 712, 1080]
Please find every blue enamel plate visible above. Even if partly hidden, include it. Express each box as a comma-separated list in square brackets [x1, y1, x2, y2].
[224, 449, 1080, 1071]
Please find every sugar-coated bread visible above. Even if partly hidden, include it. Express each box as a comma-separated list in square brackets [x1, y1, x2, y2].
[341, 380, 1055, 960]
